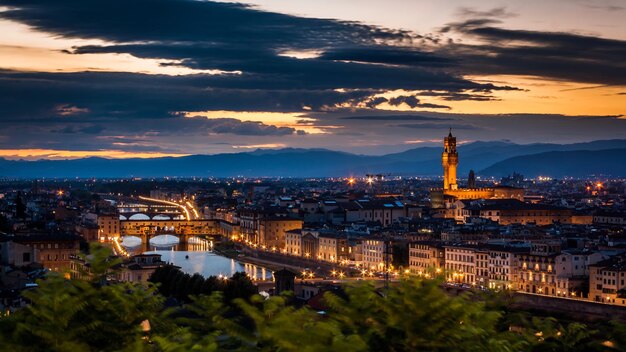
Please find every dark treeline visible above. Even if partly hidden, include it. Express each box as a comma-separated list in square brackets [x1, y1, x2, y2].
[148, 265, 257, 303]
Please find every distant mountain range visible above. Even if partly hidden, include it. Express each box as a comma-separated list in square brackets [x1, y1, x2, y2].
[1, 140, 625, 178]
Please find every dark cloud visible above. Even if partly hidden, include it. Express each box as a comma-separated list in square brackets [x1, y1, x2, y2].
[439, 18, 626, 85]
[386, 95, 452, 109]
[415, 91, 500, 101]
[319, 47, 453, 67]
[341, 115, 451, 121]
[52, 125, 105, 134]
[190, 117, 302, 136]
[0, 0, 413, 47]
[0, 70, 381, 121]
[395, 123, 481, 130]
[456, 7, 517, 19]
[364, 97, 388, 109]
[0, 0, 623, 155]
[0, 0, 516, 94]
[388, 95, 420, 108]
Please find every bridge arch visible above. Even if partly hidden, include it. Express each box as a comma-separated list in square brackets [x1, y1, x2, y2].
[128, 213, 151, 220]
[120, 235, 142, 248]
[150, 234, 180, 247]
[152, 214, 172, 220]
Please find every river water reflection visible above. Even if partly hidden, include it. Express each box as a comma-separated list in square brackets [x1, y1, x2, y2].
[146, 250, 273, 280]
[121, 236, 271, 280]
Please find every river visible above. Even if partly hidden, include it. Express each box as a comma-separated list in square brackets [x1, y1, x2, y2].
[121, 236, 272, 280]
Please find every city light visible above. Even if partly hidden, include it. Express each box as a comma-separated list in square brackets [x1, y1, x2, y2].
[138, 196, 191, 220]
[1, 2, 624, 346]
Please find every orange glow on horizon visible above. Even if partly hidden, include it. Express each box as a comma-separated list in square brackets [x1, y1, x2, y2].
[0, 149, 190, 160]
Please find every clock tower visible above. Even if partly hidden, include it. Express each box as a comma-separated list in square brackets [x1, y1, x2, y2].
[442, 129, 458, 190]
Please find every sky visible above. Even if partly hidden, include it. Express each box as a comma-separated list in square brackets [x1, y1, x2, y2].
[0, 0, 624, 159]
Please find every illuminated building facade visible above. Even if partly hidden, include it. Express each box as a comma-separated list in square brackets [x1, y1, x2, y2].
[408, 241, 445, 275]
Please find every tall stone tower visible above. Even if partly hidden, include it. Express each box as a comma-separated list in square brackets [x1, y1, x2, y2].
[442, 129, 458, 190]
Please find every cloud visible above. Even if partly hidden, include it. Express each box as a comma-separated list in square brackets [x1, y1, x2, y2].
[341, 115, 450, 121]
[0, 0, 517, 95]
[191, 117, 303, 136]
[388, 95, 420, 108]
[395, 123, 482, 130]
[387, 95, 451, 109]
[52, 125, 105, 134]
[439, 18, 626, 85]
[318, 47, 453, 67]
[0, 0, 623, 156]
[456, 7, 517, 19]
[364, 97, 388, 108]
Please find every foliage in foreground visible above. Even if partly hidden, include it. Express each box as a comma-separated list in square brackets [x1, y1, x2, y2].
[1, 245, 625, 351]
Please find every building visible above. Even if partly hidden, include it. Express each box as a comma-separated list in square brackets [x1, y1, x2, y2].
[476, 200, 572, 225]
[283, 229, 340, 261]
[97, 214, 121, 241]
[589, 256, 626, 305]
[12, 233, 82, 271]
[285, 229, 302, 256]
[442, 129, 459, 191]
[594, 211, 626, 226]
[345, 199, 406, 226]
[239, 209, 261, 244]
[475, 249, 490, 287]
[116, 254, 166, 284]
[258, 218, 303, 250]
[553, 250, 614, 298]
[515, 242, 560, 296]
[301, 231, 319, 260]
[76, 222, 99, 242]
[430, 131, 524, 208]
[444, 244, 477, 284]
[486, 244, 528, 290]
[317, 231, 349, 263]
[361, 238, 389, 271]
[217, 220, 241, 241]
[408, 241, 445, 275]
[0, 238, 38, 267]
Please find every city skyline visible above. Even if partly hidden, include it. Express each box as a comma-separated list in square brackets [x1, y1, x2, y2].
[0, 0, 625, 159]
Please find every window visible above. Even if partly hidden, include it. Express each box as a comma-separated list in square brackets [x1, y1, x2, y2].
[23, 252, 31, 262]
